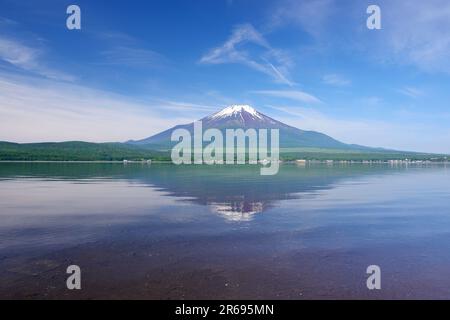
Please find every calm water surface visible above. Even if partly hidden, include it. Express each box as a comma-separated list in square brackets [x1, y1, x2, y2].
[1, 163, 450, 299]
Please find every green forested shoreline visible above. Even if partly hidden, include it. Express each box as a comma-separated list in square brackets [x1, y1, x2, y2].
[0, 141, 167, 161]
[1, 141, 447, 162]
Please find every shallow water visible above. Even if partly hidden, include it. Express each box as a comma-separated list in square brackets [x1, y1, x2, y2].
[1, 162, 450, 299]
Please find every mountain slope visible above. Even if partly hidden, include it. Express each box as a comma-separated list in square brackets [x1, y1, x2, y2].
[129, 105, 367, 150]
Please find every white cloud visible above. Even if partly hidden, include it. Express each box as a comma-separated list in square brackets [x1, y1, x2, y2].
[252, 90, 322, 104]
[360, 96, 383, 106]
[270, 0, 336, 37]
[322, 74, 351, 86]
[398, 87, 424, 99]
[268, 105, 450, 154]
[155, 100, 216, 112]
[0, 74, 203, 143]
[0, 36, 75, 81]
[270, 0, 450, 74]
[0, 17, 18, 26]
[100, 46, 166, 68]
[200, 24, 294, 85]
[380, 0, 450, 73]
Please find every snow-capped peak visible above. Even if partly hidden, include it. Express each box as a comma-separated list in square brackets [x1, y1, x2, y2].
[210, 104, 262, 119]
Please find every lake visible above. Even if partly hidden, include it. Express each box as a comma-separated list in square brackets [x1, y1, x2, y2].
[1, 162, 450, 299]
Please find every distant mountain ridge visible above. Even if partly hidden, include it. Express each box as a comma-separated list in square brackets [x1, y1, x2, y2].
[2, 105, 446, 162]
[128, 104, 373, 150]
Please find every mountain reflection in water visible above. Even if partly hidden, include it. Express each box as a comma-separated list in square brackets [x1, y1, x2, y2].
[0, 162, 395, 222]
[2, 162, 450, 299]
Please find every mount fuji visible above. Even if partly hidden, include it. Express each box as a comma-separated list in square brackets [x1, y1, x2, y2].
[3, 104, 443, 161]
[129, 105, 372, 151]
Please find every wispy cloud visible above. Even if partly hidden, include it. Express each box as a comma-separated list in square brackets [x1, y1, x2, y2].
[322, 73, 351, 86]
[88, 30, 168, 69]
[95, 31, 138, 45]
[0, 74, 199, 143]
[360, 96, 382, 107]
[251, 89, 322, 104]
[100, 46, 166, 68]
[200, 24, 294, 85]
[398, 87, 424, 99]
[156, 100, 216, 112]
[269, 0, 336, 37]
[0, 17, 18, 26]
[267, 105, 450, 153]
[379, 0, 450, 73]
[270, 0, 450, 74]
[0, 36, 75, 81]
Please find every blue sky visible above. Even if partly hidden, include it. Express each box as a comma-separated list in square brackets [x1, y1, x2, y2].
[1, 0, 450, 153]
